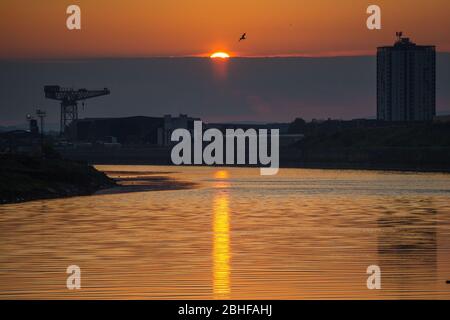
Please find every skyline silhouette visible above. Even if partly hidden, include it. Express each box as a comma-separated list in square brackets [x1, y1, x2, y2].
[1, 53, 449, 128]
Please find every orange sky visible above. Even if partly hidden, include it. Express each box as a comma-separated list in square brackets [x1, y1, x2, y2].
[0, 0, 449, 58]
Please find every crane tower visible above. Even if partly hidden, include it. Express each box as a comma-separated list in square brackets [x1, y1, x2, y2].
[44, 85, 110, 135]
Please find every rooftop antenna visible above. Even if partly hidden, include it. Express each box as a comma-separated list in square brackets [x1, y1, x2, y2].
[36, 109, 46, 148]
[26, 113, 39, 136]
[36, 109, 46, 135]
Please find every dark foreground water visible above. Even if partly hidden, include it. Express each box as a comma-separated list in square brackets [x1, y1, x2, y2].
[1, 166, 450, 299]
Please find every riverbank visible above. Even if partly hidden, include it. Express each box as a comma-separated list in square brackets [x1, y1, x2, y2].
[95, 169, 197, 195]
[0, 155, 116, 204]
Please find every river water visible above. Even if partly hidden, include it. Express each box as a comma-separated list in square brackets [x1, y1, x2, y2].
[1, 166, 450, 299]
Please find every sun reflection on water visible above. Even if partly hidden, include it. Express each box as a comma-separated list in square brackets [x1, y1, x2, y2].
[213, 184, 231, 298]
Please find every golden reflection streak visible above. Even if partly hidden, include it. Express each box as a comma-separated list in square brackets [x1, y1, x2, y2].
[213, 182, 231, 298]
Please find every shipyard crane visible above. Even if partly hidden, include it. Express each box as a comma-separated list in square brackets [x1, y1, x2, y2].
[44, 85, 110, 135]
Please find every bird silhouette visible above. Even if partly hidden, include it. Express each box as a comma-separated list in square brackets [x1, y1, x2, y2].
[239, 33, 247, 42]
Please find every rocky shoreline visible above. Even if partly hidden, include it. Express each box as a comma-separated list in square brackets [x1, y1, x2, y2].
[0, 155, 116, 205]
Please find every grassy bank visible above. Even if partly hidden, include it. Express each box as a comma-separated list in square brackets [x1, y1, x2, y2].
[0, 155, 116, 204]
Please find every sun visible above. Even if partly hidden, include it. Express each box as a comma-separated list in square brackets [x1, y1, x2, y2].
[210, 52, 230, 59]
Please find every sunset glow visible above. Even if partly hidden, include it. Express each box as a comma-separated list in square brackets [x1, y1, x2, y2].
[0, 1, 449, 58]
[1, 0, 450, 303]
[210, 52, 230, 59]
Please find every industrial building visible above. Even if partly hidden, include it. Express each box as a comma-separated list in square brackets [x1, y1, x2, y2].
[68, 114, 199, 146]
[377, 33, 436, 121]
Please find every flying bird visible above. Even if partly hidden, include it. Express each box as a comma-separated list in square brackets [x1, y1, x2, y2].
[239, 33, 247, 42]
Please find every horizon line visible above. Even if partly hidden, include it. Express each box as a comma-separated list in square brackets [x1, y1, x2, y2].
[2, 50, 450, 62]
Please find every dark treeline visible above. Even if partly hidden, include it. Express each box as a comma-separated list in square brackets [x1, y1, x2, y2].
[284, 118, 450, 171]
[288, 118, 450, 147]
